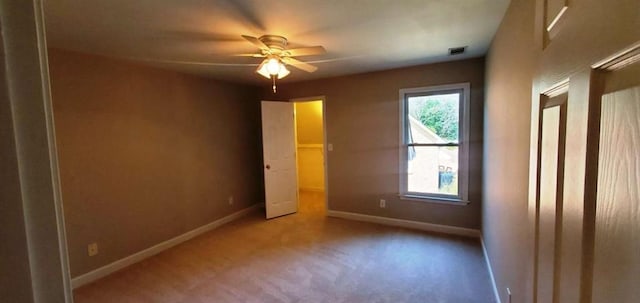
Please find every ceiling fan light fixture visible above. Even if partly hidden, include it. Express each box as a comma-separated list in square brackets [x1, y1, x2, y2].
[277, 64, 290, 79]
[256, 57, 289, 80]
[243, 34, 325, 93]
[256, 59, 272, 79]
[266, 57, 281, 74]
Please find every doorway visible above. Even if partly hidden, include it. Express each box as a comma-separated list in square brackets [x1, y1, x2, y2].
[292, 97, 328, 215]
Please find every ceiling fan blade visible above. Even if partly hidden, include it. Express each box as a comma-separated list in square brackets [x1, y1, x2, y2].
[241, 35, 269, 50]
[285, 46, 326, 57]
[282, 57, 318, 73]
[231, 53, 265, 58]
[128, 57, 258, 67]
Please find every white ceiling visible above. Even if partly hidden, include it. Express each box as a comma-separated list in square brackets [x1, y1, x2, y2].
[44, 0, 510, 84]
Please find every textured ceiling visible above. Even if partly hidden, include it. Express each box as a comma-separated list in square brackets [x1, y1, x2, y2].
[44, 0, 510, 84]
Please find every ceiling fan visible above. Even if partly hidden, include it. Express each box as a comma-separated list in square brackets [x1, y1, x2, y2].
[236, 34, 326, 92]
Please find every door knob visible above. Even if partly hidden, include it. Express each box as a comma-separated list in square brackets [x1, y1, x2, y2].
[265, 164, 271, 170]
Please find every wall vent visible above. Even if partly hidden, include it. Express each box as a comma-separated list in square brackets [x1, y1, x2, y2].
[448, 46, 467, 56]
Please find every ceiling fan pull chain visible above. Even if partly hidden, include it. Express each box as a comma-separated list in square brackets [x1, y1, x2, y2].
[272, 75, 277, 93]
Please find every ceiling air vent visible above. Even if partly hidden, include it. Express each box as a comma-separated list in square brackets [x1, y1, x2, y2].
[448, 46, 467, 56]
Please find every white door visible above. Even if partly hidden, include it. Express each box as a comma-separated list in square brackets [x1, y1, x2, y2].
[261, 101, 298, 219]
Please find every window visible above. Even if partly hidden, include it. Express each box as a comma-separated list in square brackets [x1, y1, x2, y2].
[399, 83, 470, 203]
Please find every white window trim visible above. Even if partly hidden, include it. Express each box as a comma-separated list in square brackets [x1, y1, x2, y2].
[398, 83, 471, 204]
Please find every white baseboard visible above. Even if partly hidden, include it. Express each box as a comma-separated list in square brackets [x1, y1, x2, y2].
[71, 204, 259, 289]
[481, 236, 502, 303]
[326, 210, 480, 238]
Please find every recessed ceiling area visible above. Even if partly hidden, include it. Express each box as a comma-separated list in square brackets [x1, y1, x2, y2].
[44, 0, 510, 83]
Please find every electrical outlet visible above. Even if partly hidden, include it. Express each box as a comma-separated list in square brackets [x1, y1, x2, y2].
[379, 199, 386, 208]
[228, 196, 234, 205]
[88, 242, 98, 256]
[506, 287, 512, 303]
[327, 143, 333, 151]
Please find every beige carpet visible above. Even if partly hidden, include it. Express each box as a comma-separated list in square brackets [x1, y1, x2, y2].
[74, 191, 495, 303]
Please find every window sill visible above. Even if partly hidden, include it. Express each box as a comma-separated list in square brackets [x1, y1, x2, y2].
[399, 194, 470, 206]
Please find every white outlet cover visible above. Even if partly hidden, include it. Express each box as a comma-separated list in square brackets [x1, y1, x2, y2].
[327, 143, 333, 151]
[380, 199, 386, 208]
[88, 243, 98, 256]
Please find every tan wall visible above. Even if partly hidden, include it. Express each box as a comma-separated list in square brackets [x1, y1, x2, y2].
[295, 101, 325, 191]
[48, 49, 264, 277]
[296, 145, 325, 191]
[269, 58, 484, 229]
[295, 101, 323, 144]
[483, 0, 536, 302]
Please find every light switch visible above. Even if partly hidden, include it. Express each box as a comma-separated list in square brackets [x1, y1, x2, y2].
[328, 143, 333, 151]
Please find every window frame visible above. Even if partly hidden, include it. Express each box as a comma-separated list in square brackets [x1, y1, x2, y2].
[398, 83, 471, 204]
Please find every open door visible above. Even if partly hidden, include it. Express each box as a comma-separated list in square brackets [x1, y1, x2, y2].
[530, 42, 640, 303]
[261, 101, 298, 219]
[535, 96, 567, 303]
[590, 51, 640, 303]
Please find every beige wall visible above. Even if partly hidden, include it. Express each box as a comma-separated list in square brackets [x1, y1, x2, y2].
[483, 0, 536, 302]
[295, 101, 325, 191]
[295, 101, 324, 144]
[269, 58, 484, 229]
[48, 49, 264, 277]
[296, 146, 325, 191]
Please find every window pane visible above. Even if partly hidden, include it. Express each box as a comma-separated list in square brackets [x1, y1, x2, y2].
[407, 146, 458, 196]
[407, 93, 460, 143]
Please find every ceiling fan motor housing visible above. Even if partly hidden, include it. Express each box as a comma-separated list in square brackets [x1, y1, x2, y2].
[259, 35, 288, 52]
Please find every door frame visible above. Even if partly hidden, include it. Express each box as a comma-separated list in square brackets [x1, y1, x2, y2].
[1, 0, 73, 301]
[290, 96, 329, 213]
